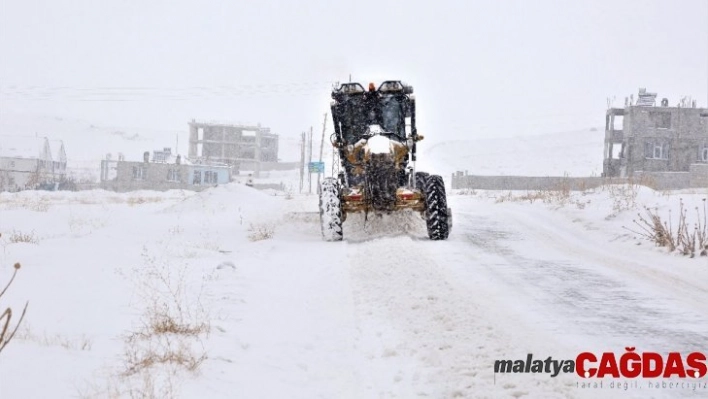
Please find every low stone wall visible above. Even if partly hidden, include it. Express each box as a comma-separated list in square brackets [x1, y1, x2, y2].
[632, 171, 691, 191]
[689, 164, 708, 187]
[450, 175, 607, 191]
[451, 168, 708, 191]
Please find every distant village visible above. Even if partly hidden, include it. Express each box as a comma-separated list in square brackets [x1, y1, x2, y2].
[4, 87, 708, 193]
[0, 120, 299, 193]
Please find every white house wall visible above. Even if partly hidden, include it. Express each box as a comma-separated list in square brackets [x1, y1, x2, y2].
[0, 157, 41, 191]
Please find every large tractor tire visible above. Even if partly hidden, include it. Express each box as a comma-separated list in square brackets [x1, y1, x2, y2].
[319, 177, 343, 241]
[415, 171, 429, 191]
[423, 174, 450, 240]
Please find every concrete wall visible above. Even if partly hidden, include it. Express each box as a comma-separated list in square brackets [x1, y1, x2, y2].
[631, 171, 691, 191]
[451, 174, 607, 191]
[451, 168, 708, 191]
[101, 160, 230, 192]
[0, 157, 59, 191]
[689, 164, 708, 187]
[451, 169, 708, 191]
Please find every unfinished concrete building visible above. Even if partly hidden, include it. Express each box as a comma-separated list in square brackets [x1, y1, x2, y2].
[603, 89, 708, 180]
[188, 121, 278, 173]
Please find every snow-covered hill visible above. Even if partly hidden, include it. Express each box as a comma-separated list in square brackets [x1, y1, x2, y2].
[422, 128, 605, 177]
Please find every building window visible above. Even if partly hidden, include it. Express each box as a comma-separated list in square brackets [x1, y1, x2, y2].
[204, 171, 218, 184]
[611, 143, 623, 159]
[167, 169, 181, 182]
[612, 115, 623, 131]
[645, 141, 669, 160]
[652, 112, 671, 129]
[193, 170, 202, 185]
[702, 147, 708, 162]
[132, 166, 145, 180]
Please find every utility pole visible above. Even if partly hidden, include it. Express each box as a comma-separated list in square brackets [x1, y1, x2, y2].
[299, 131, 305, 193]
[307, 126, 313, 194]
[317, 112, 328, 192]
[318, 112, 327, 163]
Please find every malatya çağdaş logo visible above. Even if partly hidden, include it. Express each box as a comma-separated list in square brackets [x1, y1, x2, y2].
[494, 348, 707, 379]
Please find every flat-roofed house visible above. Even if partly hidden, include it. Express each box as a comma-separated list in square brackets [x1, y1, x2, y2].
[0, 136, 57, 191]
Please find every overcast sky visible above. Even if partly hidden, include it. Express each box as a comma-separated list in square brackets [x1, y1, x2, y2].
[1, 0, 707, 145]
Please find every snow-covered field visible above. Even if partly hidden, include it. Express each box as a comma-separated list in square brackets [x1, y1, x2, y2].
[2, 115, 708, 398]
[2, 179, 708, 398]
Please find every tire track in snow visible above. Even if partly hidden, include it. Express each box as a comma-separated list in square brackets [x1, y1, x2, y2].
[345, 234, 587, 399]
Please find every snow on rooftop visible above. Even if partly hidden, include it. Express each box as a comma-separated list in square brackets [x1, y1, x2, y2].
[48, 139, 66, 161]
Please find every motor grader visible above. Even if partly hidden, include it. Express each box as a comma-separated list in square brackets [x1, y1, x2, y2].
[319, 80, 451, 241]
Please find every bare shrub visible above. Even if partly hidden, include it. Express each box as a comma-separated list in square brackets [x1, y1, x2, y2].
[494, 191, 515, 203]
[25, 198, 51, 212]
[247, 222, 275, 241]
[624, 198, 708, 257]
[122, 334, 206, 377]
[118, 246, 210, 381]
[492, 178, 588, 208]
[69, 215, 107, 235]
[130, 305, 210, 341]
[603, 176, 643, 214]
[625, 207, 676, 251]
[127, 197, 162, 207]
[14, 324, 92, 351]
[132, 248, 210, 338]
[6, 230, 40, 244]
[81, 247, 210, 398]
[696, 199, 708, 256]
[0, 262, 29, 354]
[457, 188, 477, 196]
[603, 174, 663, 215]
[167, 225, 184, 235]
